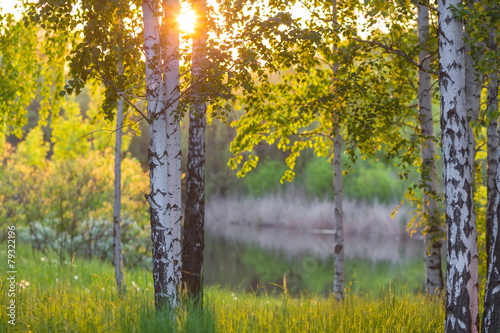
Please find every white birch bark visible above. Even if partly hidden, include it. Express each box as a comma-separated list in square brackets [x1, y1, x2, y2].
[113, 61, 124, 291]
[418, 3, 443, 296]
[143, 0, 172, 309]
[331, 0, 344, 302]
[482, 28, 500, 333]
[163, 0, 182, 307]
[182, 0, 207, 303]
[438, 0, 479, 331]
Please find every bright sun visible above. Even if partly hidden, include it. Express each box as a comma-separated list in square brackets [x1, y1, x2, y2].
[178, 4, 196, 35]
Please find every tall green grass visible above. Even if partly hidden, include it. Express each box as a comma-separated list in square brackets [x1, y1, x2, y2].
[1, 247, 444, 332]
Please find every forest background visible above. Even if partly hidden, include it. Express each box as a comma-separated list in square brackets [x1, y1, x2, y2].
[0, 0, 499, 331]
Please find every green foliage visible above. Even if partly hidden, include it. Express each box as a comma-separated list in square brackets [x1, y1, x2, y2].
[302, 157, 334, 198]
[343, 158, 406, 204]
[243, 159, 288, 196]
[231, 153, 409, 203]
[301, 156, 407, 204]
[0, 91, 149, 264]
[0, 246, 445, 332]
[0, 12, 65, 138]
[453, 0, 500, 78]
[23, 0, 145, 120]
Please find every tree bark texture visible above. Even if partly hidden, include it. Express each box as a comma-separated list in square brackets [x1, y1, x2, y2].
[438, 0, 479, 331]
[464, 0, 484, 170]
[331, 0, 344, 302]
[143, 0, 173, 310]
[418, 3, 444, 296]
[482, 31, 500, 333]
[163, 0, 182, 308]
[182, 0, 207, 304]
[333, 129, 344, 300]
[113, 62, 124, 291]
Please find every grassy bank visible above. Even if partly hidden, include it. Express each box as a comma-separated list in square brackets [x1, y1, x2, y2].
[0, 247, 445, 332]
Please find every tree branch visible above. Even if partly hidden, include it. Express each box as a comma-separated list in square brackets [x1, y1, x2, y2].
[90, 50, 151, 124]
[351, 37, 438, 76]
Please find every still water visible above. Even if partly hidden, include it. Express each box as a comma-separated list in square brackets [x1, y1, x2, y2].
[203, 225, 428, 296]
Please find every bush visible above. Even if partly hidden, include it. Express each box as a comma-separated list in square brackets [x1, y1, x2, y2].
[0, 95, 150, 267]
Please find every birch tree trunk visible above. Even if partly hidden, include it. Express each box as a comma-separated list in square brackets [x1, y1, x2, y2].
[464, 0, 484, 171]
[438, 0, 479, 331]
[484, 27, 498, 275]
[482, 31, 500, 333]
[333, 128, 344, 300]
[331, 0, 344, 301]
[182, 0, 207, 304]
[143, 0, 172, 310]
[418, 3, 443, 296]
[113, 61, 125, 291]
[163, 0, 182, 307]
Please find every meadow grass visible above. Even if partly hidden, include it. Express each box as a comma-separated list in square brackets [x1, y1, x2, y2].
[1, 247, 445, 332]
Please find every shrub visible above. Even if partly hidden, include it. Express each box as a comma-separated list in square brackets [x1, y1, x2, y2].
[0, 95, 150, 267]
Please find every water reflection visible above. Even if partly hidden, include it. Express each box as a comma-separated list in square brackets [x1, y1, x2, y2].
[204, 197, 431, 295]
[207, 223, 423, 263]
[204, 225, 427, 295]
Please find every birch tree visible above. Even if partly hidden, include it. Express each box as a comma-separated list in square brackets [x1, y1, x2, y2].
[142, 0, 173, 308]
[142, 0, 182, 308]
[464, 1, 484, 172]
[482, 14, 500, 332]
[331, 0, 344, 302]
[438, 0, 479, 331]
[113, 62, 125, 291]
[182, 0, 207, 303]
[163, 0, 183, 307]
[418, 2, 443, 295]
[483, 52, 499, 333]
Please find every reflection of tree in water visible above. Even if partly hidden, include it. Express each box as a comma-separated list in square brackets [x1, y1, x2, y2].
[206, 222, 424, 264]
[203, 196, 432, 295]
[204, 234, 427, 296]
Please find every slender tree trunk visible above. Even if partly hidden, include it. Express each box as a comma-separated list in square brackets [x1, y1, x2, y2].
[182, 0, 207, 304]
[482, 31, 500, 333]
[143, 0, 172, 310]
[464, 0, 484, 171]
[331, 0, 344, 301]
[113, 61, 125, 291]
[418, 3, 443, 296]
[438, 0, 479, 331]
[333, 129, 344, 300]
[486, 88, 497, 271]
[163, 0, 182, 307]
[484, 27, 498, 276]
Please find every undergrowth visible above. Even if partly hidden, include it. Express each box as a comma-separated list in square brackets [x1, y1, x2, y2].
[0, 247, 445, 332]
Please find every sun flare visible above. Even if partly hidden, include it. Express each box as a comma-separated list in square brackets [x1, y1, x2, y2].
[178, 4, 196, 35]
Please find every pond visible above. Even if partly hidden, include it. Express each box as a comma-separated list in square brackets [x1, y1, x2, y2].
[203, 225, 431, 296]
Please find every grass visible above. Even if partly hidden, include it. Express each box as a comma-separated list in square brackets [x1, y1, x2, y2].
[0, 246, 445, 332]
